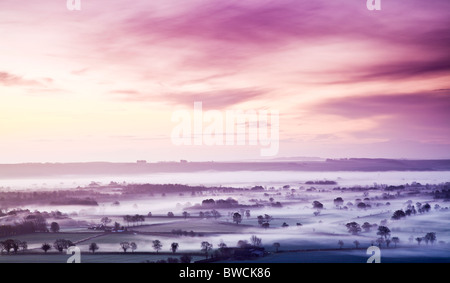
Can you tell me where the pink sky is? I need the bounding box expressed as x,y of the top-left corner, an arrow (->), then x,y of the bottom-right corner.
0,0 -> 449,163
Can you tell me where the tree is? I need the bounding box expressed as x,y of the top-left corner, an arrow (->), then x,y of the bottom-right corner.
338,240 -> 344,249
257,215 -> 264,226
385,239 -> 391,248
152,240 -> 162,253
334,197 -> 344,208
392,237 -> 400,248
233,212 -> 242,225
218,241 -> 227,251
346,222 -> 362,235
41,243 -> 51,253
50,222 -> 60,233
357,202 -> 367,210
1,239 -> 19,254
262,222 -> 270,229
312,201 -> 324,210
376,237 -> 384,247
201,241 -> 213,259
182,211 -> 189,219
120,242 -> 130,253
392,210 -> 406,220
123,215 -> 131,227
362,222 -> 372,232
53,239 -> 74,253
167,212 -> 175,218
424,232 -> 436,245
416,237 -> 423,245
273,242 -> 280,252
422,203 -> 431,213
377,226 -> 391,240
89,242 -> 99,253
171,242 -> 179,254
353,240 -> 360,248
250,235 -> 262,247
130,242 -> 137,252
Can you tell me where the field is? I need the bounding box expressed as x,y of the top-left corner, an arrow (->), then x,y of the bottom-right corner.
0,171 -> 450,263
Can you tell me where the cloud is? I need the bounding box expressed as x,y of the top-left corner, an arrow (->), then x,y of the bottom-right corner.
121,88 -> 269,109
0,71 -> 41,86
311,91 -> 450,142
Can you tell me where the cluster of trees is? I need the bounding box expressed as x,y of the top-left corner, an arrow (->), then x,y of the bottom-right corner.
41,239 -> 75,253
123,215 -> 145,226
414,232 -> 437,246
392,202 -> 432,220
0,239 -> 27,254
201,198 -> 239,208
171,229 -> 201,237
198,210 -> 221,219
257,214 -> 272,229
0,215 -> 49,237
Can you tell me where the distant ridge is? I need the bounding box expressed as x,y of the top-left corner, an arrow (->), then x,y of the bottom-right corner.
0,159 -> 450,179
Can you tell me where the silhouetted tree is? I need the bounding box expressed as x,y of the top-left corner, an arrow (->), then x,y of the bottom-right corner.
41,243 -> 51,253
120,242 -> 130,253
377,226 -> 391,239
338,240 -> 344,249
130,242 -> 137,252
334,197 -> 344,208
362,222 -> 372,232
312,201 -> 324,210
50,222 -> 60,233
171,242 -> 179,253
53,239 -> 74,253
250,235 -> 262,247
392,210 -> 406,220
233,212 -> 242,225
392,237 -> 400,248
201,241 -> 213,259
89,242 -> 99,253
353,240 -> 360,248
152,240 -> 162,253
346,222 -> 361,235
416,237 -> 423,245
424,232 -> 436,245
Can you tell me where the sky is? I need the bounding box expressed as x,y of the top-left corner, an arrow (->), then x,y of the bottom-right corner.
0,0 -> 449,163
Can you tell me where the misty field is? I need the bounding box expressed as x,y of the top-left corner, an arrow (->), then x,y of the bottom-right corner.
1,171 -> 450,263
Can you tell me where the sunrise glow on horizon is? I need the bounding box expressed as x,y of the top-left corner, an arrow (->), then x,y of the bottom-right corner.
0,0 -> 449,163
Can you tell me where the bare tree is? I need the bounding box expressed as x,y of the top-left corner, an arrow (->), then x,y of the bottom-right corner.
250,235 -> 262,247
